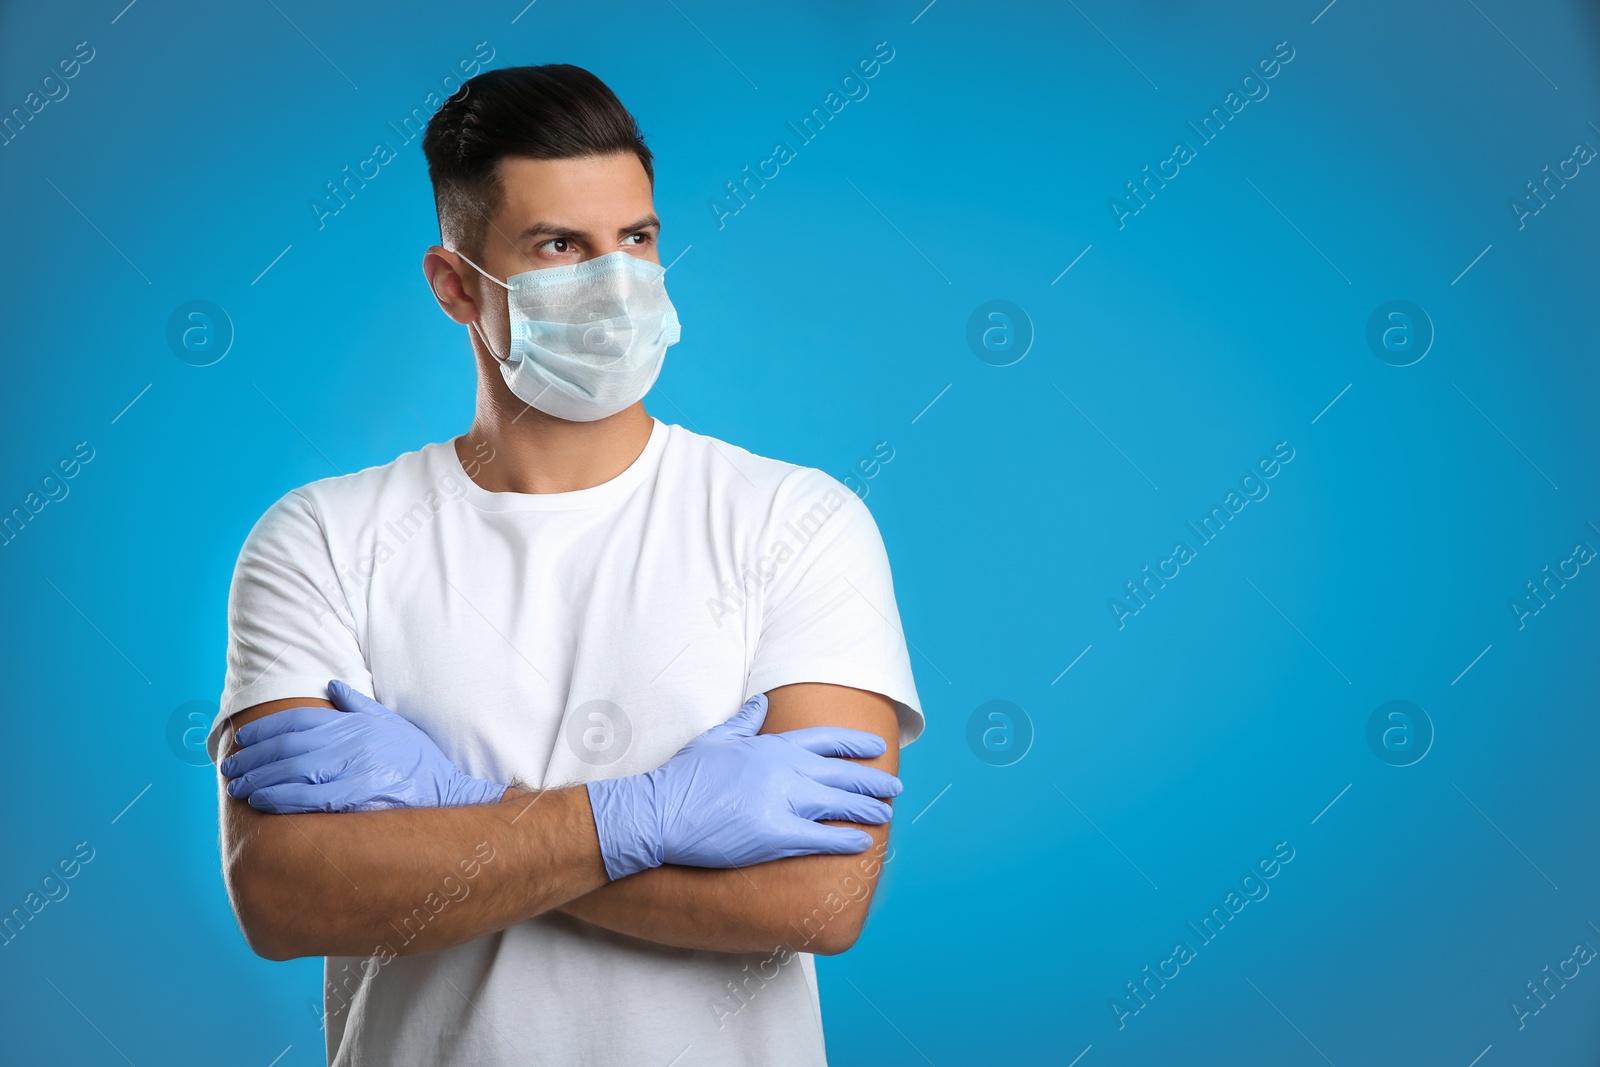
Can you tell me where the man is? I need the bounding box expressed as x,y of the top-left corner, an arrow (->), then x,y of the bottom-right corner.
209,63 -> 924,1066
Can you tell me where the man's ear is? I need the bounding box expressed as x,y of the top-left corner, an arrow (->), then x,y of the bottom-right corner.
424,247 -> 482,325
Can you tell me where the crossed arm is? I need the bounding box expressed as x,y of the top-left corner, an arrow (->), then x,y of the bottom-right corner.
219,682 -> 899,961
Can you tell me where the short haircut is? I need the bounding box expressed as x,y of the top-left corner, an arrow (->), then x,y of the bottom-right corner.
421,64 -> 654,260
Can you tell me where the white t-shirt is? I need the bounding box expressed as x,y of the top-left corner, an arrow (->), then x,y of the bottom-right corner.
210,416 -> 924,1067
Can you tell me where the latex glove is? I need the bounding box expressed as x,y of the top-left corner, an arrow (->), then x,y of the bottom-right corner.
585,693 -> 903,880
219,679 -> 507,814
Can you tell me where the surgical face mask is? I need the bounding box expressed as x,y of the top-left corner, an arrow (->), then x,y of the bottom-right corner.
453,249 -> 682,422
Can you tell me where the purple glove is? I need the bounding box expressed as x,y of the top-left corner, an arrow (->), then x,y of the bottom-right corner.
585,693 -> 903,880
219,679 -> 507,813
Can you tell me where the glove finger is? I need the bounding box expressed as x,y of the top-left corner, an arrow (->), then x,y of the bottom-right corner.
696,694 -> 768,743
771,818 -> 875,857
797,757 -> 904,799
228,747 -> 355,799
777,725 -> 888,759
221,722 -> 345,779
234,705 -> 344,747
790,781 -> 894,825
327,679 -> 389,718
248,780 -> 398,815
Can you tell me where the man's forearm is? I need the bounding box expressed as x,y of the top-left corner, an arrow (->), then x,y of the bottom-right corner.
555,826 -> 893,956
224,785 -> 607,960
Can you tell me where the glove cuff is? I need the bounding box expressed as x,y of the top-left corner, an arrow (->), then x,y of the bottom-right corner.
445,772 -> 509,808
586,774 -> 663,881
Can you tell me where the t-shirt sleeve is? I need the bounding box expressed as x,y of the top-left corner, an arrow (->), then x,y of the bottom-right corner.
208,488 -> 373,763
744,468 -> 925,748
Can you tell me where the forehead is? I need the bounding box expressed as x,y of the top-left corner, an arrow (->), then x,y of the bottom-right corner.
491,153 -> 653,230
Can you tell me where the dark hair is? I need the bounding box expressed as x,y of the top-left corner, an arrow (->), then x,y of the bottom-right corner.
422,64 -> 654,260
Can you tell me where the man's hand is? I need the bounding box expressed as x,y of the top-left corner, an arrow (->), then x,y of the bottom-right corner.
219,679 -> 508,813
554,682 -> 904,956
586,693 -> 902,879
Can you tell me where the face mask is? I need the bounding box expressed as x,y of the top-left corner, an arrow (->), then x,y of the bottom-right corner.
453,249 -> 682,422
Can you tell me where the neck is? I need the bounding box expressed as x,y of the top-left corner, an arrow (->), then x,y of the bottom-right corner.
456,371 -> 654,495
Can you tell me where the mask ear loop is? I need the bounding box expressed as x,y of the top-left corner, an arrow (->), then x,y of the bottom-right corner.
449,248 -> 515,366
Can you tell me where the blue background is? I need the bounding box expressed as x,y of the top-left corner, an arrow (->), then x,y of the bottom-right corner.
3,0 -> 1598,1064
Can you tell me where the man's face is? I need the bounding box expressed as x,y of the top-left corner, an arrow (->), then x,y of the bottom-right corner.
481,152 -> 660,278
437,151 -> 660,361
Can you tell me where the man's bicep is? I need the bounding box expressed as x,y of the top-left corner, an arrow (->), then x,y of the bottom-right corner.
218,697 -> 336,872
747,470 -> 925,749
211,488 -> 373,763
219,697 -> 335,761
757,682 -> 900,953
759,682 -> 899,785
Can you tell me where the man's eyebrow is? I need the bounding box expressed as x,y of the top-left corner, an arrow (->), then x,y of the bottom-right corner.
516,214 -> 661,241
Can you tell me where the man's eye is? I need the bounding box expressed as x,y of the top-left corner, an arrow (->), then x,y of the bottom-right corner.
626,232 -> 654,247
540,238 -> 573,255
